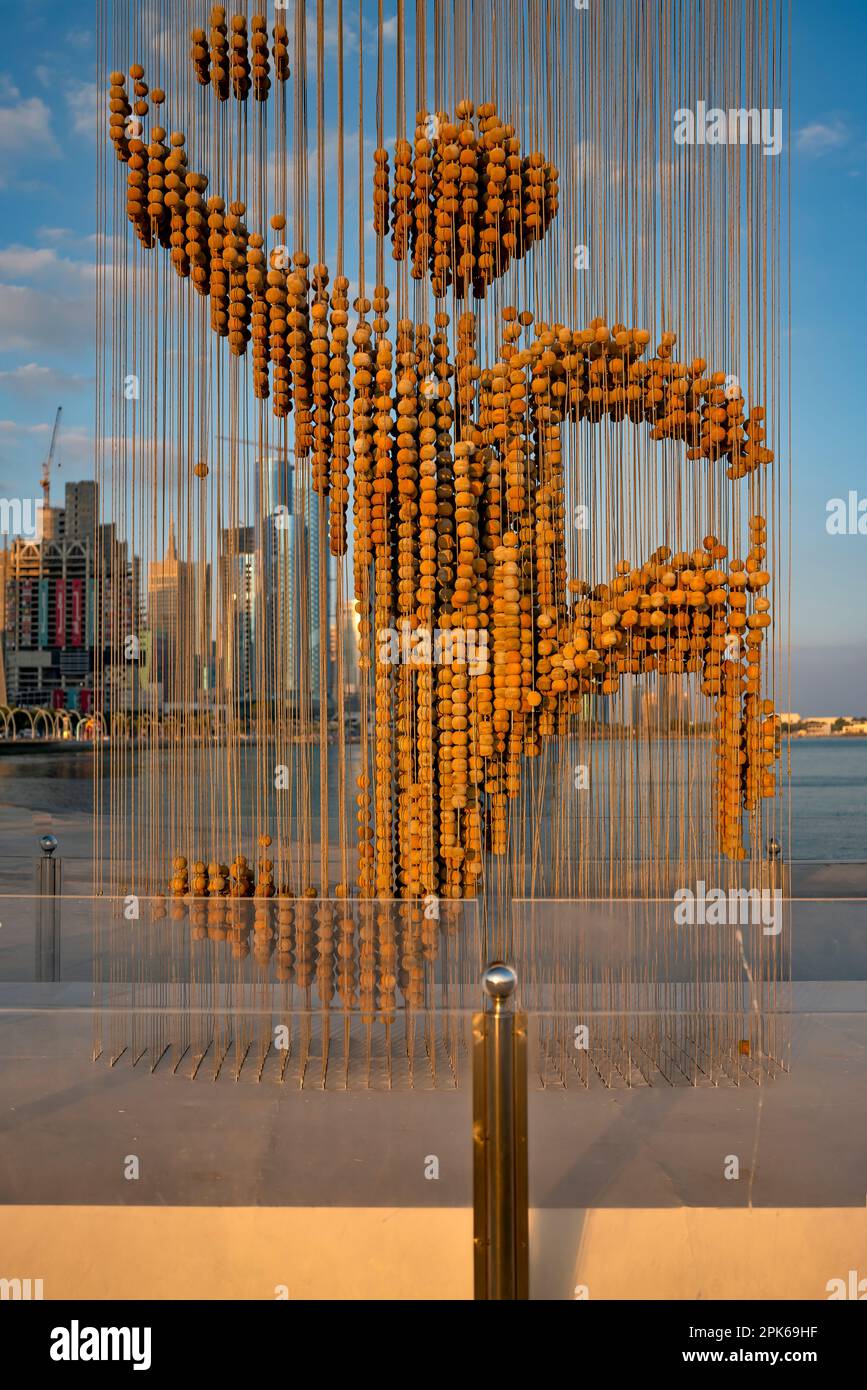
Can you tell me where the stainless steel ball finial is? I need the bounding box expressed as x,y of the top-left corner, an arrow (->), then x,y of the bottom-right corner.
482,962 -> 517,1010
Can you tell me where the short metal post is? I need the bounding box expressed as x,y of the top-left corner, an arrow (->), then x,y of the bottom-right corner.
763,836 -> 790,897
36,834 -> 60,982
762,839 -> 789,1066
473,962 -> 529,1300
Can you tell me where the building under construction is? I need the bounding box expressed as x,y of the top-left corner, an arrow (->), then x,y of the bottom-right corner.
2,480 -> 140,712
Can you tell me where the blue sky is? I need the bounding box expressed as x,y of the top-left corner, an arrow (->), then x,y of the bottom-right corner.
0,0 -> 864,714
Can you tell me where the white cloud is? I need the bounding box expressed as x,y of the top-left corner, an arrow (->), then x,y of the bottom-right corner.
0,362 -> 91,397
796,120 -> 850,156
0,244 -> 96,292
0,95 -> 56,183
0,284 -> 93,354
0,418 -> 96,473
0,419 -> 48,435
0,74 -> 21,102
0,422 -> 185,486
36,226 -> 73,242
358,10 -> 397,51
0,246 -> 64,276
64,80 -> 98,139
35,227 -> 121,258
573,135 -> 674,195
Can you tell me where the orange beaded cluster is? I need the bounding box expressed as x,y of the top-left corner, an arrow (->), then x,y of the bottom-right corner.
157,897 -> 450,1019
542,533 -> 778,863
374,101 -> 559,298
349,298 -> 779,892
106,65 -> 781,894
169,836 -> 277,899
106,75 -> 353,553
507,316 -> 772,479
190,8 -> 289,98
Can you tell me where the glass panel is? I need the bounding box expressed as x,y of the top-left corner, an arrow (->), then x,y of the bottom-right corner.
2,885 -> 865,1296
0,893 -> 479,1209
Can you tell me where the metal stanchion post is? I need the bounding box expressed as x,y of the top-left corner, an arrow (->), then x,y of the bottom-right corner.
473,962 -> 529,1300
764,837 -> 790,897
36,834 -> 60,983
761,837 -> 789,1068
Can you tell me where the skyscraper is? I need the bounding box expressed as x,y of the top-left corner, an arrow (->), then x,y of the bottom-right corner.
631,675 -> 692,732
258,456 -> 329,711
0,545 -> 9,706
1,479 -> 136,712
64,481 -> 97,543
217,525 -> 256,708
147,518 -> 211,708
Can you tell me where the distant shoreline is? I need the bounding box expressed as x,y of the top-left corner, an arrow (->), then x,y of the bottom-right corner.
786,732 -> 867,739
1,732 -> 867,758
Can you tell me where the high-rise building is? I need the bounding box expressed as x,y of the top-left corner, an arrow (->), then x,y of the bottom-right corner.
631,676 -> 692,731
36,503 -> 62,542
0,545 -> 9,706
0,545 -> 9,635
147,518 -> 211,708
2,481 -> 141,713
217,525 -> 257,707
4,505 -> 93,710
93,520 -> 142,712
96,521 -> 140,646
258,456 -> 330,711
339,603 -> 361,699
64,481 -> 97,543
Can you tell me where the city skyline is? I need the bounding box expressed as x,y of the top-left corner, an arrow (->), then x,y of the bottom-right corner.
6,467 -> 867,720
0,467 -> 337,715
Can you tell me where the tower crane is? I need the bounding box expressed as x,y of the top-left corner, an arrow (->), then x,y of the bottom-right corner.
41,406 -> 62,508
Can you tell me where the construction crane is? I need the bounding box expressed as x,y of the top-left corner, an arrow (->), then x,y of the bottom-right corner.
40,406 -> 62,508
